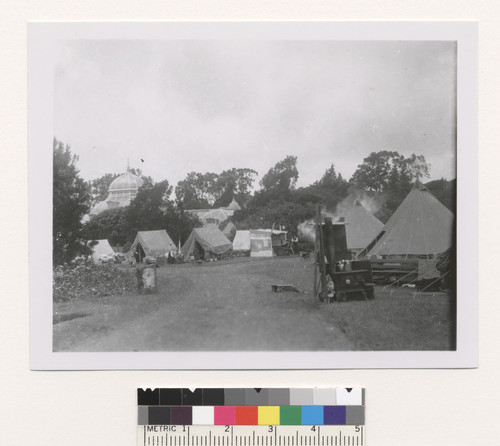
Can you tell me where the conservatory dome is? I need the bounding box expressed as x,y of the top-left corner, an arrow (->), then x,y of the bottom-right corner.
108,172 -> 144,200
90,170 -> 144,216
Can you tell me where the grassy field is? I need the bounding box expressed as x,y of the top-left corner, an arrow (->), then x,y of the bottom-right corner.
53,256 -> 454,351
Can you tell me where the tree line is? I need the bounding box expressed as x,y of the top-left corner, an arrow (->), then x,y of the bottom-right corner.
53,138 -> 454,265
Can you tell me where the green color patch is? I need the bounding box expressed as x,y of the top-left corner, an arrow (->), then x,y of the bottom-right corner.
280,406 -> 302,425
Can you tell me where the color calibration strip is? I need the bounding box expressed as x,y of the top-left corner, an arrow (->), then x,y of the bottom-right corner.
138,388 -> 364,426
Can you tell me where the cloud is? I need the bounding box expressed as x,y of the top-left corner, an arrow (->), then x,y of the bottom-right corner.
54,40 -> 456,187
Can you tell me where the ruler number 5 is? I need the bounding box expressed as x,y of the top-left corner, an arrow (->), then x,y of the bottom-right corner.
355,426 -> 360,432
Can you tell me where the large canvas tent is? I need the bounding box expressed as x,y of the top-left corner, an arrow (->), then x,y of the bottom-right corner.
181,226 -> 232,261
90,239 -> 115,263
129,229 -> 176,261
361,183 -> 454,258
342,202 -> 384,252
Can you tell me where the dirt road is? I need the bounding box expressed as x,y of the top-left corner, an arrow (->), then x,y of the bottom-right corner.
53,257 -> 355,351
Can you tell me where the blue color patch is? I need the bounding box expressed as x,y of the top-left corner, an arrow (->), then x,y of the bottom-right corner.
301,406 -> 324,425
324,406 -> 346,425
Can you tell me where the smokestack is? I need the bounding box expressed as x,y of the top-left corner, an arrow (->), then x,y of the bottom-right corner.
323,217 -> 336,266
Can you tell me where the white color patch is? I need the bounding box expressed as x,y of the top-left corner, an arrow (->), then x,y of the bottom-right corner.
192,406 -> 214,425
336,388 -> 362,405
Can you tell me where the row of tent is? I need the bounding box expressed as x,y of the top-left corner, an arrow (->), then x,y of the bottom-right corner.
91,227 -> 235,264
91,225 -> 288,264
91,182 -> 454,263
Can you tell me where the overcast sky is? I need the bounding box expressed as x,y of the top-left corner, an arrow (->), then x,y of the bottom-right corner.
54,39 -> 456,188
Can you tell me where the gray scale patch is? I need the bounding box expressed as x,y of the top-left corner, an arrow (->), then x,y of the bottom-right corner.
346,405 -> 365,425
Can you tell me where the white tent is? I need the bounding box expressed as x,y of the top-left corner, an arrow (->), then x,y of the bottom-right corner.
232,230 -> 251,251
90,239 -> 115,263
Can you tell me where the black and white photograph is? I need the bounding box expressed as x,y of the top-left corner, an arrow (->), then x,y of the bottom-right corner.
29,22 -> 477,369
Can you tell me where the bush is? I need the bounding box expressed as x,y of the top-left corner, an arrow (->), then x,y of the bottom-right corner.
53,262 -> 136,302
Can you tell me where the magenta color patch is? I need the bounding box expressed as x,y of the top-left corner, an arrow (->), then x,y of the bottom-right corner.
214,406 -> 236,425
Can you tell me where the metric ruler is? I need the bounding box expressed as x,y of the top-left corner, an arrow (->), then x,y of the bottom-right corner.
138,388 -> 365,446
138,425 -> 365,446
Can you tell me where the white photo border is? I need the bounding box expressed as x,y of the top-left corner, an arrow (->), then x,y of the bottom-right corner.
29,21 -> 478,370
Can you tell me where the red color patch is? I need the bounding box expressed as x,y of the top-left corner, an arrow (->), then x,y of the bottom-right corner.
235,406 -> 258,425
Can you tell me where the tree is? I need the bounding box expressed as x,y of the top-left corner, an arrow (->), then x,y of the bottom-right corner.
176,168 -> 258,209
175,172 -> 213,209
350,150 -> 432,218
260,155 -> 299,193
350,150 -> 431,193
88,173 -> 120,206
301,163 -> 350,209
213,168 -> 257,208
125,179 -> 201,246
350,151 -> 406,192
53,138 -> 91,265
405,153 -> 431,183
81,207 -> 129,247
126,180 -> 174,239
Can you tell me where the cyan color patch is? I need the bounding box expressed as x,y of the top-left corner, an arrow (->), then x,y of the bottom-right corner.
301,406 -> 324,425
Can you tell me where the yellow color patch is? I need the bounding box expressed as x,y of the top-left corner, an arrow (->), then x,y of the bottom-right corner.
258,406 -> 280,425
